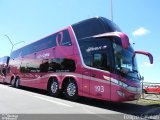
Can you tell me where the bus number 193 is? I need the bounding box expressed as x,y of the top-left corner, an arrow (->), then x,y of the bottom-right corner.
95,86 -> 104,92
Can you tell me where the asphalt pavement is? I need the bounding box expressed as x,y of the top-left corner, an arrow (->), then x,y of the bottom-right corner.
0,84 -> 159,120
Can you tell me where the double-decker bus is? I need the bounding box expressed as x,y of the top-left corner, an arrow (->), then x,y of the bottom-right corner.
0,56 -> 10,83
5,17 -> 153,102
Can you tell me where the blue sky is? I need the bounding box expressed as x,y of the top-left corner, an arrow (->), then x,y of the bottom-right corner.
0,0 -> 159,83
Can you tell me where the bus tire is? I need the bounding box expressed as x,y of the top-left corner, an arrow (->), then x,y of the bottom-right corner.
48,78 -> 60,97
64,79 -> 78,101
15,78 -> 20,88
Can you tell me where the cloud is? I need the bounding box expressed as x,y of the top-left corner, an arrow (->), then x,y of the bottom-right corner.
132,27 -> 150,37
143,62 -> 153,67
139,62 -> 154,69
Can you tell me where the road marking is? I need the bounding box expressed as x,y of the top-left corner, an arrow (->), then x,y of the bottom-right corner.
33,95 -> 73,108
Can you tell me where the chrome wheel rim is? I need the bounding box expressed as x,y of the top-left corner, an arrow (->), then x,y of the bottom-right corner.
51,81 -> 58,94
11,79 -> 14,86
15,79 -> 19,87
67,83 -> 76,96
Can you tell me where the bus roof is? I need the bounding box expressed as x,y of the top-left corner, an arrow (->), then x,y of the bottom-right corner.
72,16 -> 121,40
11,16 -> 123,59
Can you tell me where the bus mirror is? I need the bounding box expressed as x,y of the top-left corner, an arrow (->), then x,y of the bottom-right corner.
132,51 -> 153,65
93,32 -> 129,49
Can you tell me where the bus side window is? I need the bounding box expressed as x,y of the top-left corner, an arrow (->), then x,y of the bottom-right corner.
93,53 -> 102,68
57,30 -> 72,46
93,53 -> 110,71
40,59 -> 49,72
48,58 -> 76,72
2,64 -> 7,76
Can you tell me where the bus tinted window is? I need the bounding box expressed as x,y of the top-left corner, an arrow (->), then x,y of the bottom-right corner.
48,58 -> 76,72
72,18 -> 105,39
79,37 -> 113,71
11,29 -> 72,59
61,30 -> 72,46
11,49 -> 22,59
99,17 -> 121,32
32,35 -> 57,53
20,58 -> 41,73
72,17 -> 122,40
20,58 -> 76,73
0,56 -> 9,64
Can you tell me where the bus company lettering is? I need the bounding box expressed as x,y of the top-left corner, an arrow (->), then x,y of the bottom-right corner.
37,53 -> 50,59
56,31 -> 63,46
86,45 -> 107,52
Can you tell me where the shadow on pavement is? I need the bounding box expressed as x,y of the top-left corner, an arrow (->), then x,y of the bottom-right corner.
10,85 -> 160,116
77,98 -> 160,116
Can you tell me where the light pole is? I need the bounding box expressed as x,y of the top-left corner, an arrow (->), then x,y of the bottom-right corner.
110,0 -> 113,21
4,35 -> 25,56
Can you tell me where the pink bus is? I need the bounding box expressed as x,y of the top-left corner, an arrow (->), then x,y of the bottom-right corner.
0,56 -> 10,83
4,17 -> 153,102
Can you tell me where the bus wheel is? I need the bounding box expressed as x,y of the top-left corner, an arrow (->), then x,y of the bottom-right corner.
15,78 -> 20,88
64,79 -> 78,101
10,79 -> 15,87
48,78 -> 60,97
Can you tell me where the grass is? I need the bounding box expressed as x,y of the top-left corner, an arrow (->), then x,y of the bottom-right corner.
137,98 -> 160,105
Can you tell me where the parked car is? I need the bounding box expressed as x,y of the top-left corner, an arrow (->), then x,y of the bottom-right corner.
143,84 -> 160,94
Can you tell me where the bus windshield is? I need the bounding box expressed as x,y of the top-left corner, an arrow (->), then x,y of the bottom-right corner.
78,37 -> 113,72
113,43 -> 140,80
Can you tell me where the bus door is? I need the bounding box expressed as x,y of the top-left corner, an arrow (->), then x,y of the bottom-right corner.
80,37 -> 113,100
90,50 -> 112,100
82,67 -> 91,97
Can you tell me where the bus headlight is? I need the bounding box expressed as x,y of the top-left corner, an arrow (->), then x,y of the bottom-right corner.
118,81 -> 128,88
117,90 -> 125,97
111,79 -> 128,88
